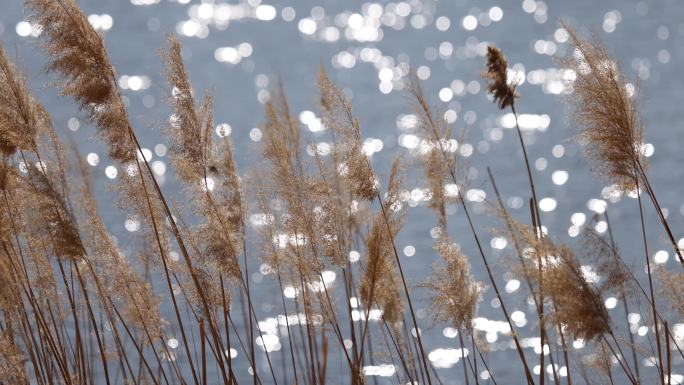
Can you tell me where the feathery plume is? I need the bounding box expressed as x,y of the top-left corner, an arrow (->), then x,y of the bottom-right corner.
164,36 -> 243,280
0,44 -> 85,261
0,44 -> 40,156
423,238 -> 482,330
406,74 -> 465,231
545,244 -> 611,341
0,237 -> 20,313
482,46 -> 518,109
75,156 -> 164,336
261,81 -> 328,279
580,225 -> 631,294
26,0 -> 137,163
583,340 -> 617,382
19,164 -> 84,261
494,211 -> 610,340
561,24 -> 645,191
0,331 -> 28,385
163,35 -> 210,182
360,157 -> 404,324
318,67 -> 377,201
656,268 -> 684,318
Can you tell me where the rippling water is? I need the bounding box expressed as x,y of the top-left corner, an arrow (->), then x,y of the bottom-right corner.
2,0 -> 684,383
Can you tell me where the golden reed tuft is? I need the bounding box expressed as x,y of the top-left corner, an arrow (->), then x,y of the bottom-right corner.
27,0 -> 138,163
0,2 -> 681,384
422,238 -> 482,331
561,24 -> 646,191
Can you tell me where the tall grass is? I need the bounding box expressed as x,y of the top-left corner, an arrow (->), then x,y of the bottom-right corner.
0,1 -> 683,384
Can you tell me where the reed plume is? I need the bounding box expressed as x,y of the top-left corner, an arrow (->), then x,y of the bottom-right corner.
482,46 -> 518,110
422,238 -> 482,331
19,163 -> 84,261
164,35 -> 212,183
261,83 -> 323,279
544,244 -> 611,341
563,24 -> 684,272
164,35 -> 243,281
580,225 -> 631,294
360,157 -> 405,325
561,25 -> 674,382
318,67 -> 377,201
75,160 -> 163,337
0,331 -> 27,385
495,212 -> 610,340
656,269 -> 684,318
406,73 -> 464,231
1,2 -> 681,383
0,42 -> 83,261
0,44 -> 39,155
26,0 -> 137,163
561,24 -> 645,191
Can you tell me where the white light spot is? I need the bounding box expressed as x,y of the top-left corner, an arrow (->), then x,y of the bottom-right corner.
489,7 -> 503,22
491,237 -> 507,250
16,21 -> 32,37
435,16 -> 450,31
250,128 -> 263,142
298,18 -> 317,35
654,250 -> 669,264
151,161 -> 166,176
105,166 -> 118,179
506,280 -> 521,293
363,364 -> 396,377
202,177 -> 215,192
86,153 -> 100,166
428,348 -> 464,369
571,213 -> 586,226
216,123 -> 232,137
378,67 -> 393,82
604,297 -> 618,309
552,170 -> 568,185
255,5 -> 277,21
125,216 -> 141,232
68,118 -> 80,131
462,15 -> 477,31
439,87 -> 453,102
466,189 -> 486,202
167,338 -> 179,349
539,198 -> 557,212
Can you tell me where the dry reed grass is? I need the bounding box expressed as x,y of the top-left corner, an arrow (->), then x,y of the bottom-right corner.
0,3 -> 682,385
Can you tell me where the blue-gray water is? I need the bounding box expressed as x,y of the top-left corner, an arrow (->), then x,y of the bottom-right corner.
2,0 -> 684,384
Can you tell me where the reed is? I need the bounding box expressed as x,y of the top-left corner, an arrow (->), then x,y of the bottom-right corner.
0,2 -> 682,385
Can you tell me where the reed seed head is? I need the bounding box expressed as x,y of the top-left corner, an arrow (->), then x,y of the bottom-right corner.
561,23 -> 646,191
423,238 -> 482,331
482,45 -> 518,110
26,0 -> 137,163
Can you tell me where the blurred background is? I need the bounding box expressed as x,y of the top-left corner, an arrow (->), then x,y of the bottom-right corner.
2,0 -> 684,383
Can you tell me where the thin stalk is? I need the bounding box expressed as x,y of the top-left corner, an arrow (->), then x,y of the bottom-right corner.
665,321 -> 671,385
473,333 -> 498,385
511,103 -> 546,385
602,335 -> 638,385
275,271 -> 300,385
200,320 -> 207,385
374,195 -> 433,385
604,211 -> 641,385
458,331 -> 471,385
634,173 -> 664,385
